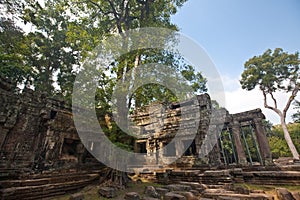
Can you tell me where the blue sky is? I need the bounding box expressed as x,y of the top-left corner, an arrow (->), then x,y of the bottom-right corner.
171,0 -> 300,124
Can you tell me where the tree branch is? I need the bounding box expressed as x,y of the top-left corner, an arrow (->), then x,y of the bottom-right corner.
283,83 -> 299,119
72,0 -> 113,15
262,90 -> 282,116
107,0 -> 123,34
269,91 -> 278,109
123,0 -> 131,30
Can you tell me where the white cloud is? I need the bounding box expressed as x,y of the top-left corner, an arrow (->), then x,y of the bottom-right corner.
219,75 -> 298,125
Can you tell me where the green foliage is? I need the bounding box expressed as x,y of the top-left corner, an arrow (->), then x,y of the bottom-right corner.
0,0 -> 38,18
181,65 -> 207,94
23,1 -> 80,98
0,18 -> 32,88
66,0 -> 206,108
240,48 -> 299,93
263,120 -> 274,137
292,100 -> 300,123
240,126 -> 261,163
268,136 -> 291,158
268,123 -> 300,158
219,130 -> 236,164
98,116 -> 134,152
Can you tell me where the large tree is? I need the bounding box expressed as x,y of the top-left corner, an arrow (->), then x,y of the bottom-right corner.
0,18 -> 32,88
240,48 -> 300,160
67,0 -> 208,111
0,0 -> 80,102
22,0 -> 80,98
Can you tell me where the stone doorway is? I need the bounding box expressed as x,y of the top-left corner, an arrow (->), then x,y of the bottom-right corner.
61,138 -> 80,162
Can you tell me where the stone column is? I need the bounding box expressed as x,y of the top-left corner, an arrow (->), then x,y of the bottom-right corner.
253,118 -> 272,165
175,139 -> 184,157
159,141 -> 164,158
211,125 -> 222,165
146,140 -> 150,156
232,121 -> 247,165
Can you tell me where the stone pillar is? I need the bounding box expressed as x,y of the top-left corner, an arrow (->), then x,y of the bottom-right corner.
134,142 -> 138,153
232,121 -> 247,165
159,141 -> 164,158
146,140 -> 150,156
175,139 -> 184,157
253,118 -> 272,165
211,125 -> 222,165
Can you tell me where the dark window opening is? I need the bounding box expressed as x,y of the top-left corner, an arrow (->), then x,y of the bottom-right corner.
183,140 -> 196,156
137,142 -> 147,153
50,110 -> 57,119
200,105 -> 207,110
170,103 -> 180,109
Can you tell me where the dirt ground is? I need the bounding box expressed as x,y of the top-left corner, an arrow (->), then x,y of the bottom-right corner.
53,182 -> 300,200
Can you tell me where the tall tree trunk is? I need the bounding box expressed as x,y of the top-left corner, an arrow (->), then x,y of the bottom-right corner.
280,116 -> 299,160
128,53 -> 141,109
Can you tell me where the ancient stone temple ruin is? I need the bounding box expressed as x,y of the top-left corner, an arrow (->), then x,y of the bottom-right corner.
0,75 -> 272,171
131,94 -> 272,168
2,76 -> 300,200
0,76 -> 100,172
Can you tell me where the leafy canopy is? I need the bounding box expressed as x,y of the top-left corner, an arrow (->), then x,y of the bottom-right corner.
240,48 -> 299,93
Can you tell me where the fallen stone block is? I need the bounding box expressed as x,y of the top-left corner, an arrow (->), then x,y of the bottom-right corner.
178,182 -> 202,189
124,192 -> 141,200
276,188 -> 295,200
251,190 -> 266,194
203,190 -> 273,200
189,189 -> 200,196
175,191 -> 198,200
144,186 -> 159,198
165,184 -> 192,191
203,188 -> 233,194
156,187 -> 169,197
224,184 -> 250,194
164,192 -> 186,200
249,193 -> 274,200
204,170 -> 230,177
98,187 -> 116,198
69,193 -> 84,200
292,191 -> 300,200
142,197 -> 160,200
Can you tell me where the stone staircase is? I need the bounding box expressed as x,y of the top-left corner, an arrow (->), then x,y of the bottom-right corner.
0,169 -> 101,200
241,170 -> 300,185
150,164 -> 300,189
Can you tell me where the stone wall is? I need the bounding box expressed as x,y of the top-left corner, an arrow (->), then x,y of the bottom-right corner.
0,75 -> 272,173
0,76 -> 99,172
131,94 -> 272,168
131,95 -> 213,167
